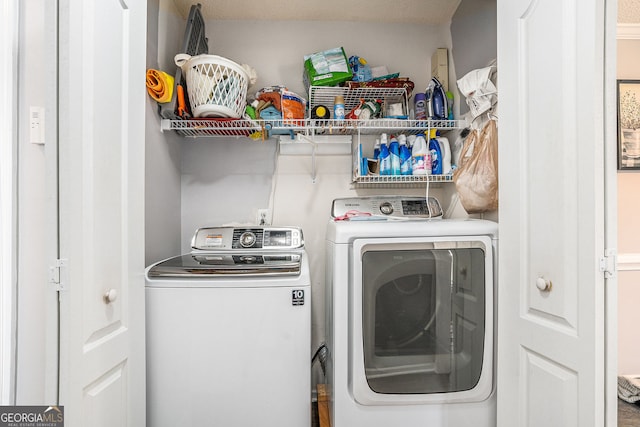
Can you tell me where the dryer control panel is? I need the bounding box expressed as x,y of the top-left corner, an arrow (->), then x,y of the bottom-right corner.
331,196 -> 443,219
191,226 -> 304,251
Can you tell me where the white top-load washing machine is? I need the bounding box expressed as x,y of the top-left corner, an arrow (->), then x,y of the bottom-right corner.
146,226 -> 310,427
325,196 -> 498,427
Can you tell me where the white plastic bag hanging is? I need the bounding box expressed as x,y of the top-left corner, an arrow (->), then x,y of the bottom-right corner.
457,65 -> 497,119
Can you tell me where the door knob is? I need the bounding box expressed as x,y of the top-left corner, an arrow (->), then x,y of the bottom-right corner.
536,277 -> 552,292
103,289 -> 118,304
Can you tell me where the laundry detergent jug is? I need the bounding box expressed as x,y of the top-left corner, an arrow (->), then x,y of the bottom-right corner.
436,136 -> 452,174
411,133 -> 430,175
428,129 -> 443,175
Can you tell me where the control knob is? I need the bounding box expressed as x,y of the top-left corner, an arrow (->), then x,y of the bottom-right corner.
239,231 -> 257,248
379,202 -> 394,215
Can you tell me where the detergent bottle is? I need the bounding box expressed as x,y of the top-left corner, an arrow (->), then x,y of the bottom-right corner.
446,91 -> 455,120
389,135 -> 401,175
411,133 -> 430,175
436,135 -> 452,174
429,128 -> 443,175
373,139 -> 381,160
398,135 -> 412,175
378,133 -> 391,175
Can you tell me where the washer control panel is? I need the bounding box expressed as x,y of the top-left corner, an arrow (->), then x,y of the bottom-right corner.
331,196 -> 443,219
191,226 -> 304,251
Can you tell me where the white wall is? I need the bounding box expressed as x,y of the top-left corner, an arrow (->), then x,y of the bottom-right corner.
14,0 -> 49,404
145,0 -> 183,266
450,0 -> 497,115
617,38 -> 640,375
0,0 -> 19,405
170,18 -> 461,373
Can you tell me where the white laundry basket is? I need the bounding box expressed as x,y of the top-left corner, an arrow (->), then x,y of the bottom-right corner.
175,53 -> 249,118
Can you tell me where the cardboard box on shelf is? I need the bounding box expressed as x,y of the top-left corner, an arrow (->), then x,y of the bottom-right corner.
431,48 -> 449,92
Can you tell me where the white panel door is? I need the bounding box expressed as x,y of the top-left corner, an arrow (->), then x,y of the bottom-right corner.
497,0 -> 610,426
57,0 -> 146,425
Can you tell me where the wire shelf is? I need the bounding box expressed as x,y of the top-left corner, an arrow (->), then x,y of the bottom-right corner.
353,173 -> 454,185
161,118 -> 465,137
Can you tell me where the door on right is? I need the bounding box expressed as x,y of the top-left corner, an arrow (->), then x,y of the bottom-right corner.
497,0 -> 613,426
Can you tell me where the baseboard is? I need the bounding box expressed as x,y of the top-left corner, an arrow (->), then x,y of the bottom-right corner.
618,23 -> 640,40
618,253 -> 640,271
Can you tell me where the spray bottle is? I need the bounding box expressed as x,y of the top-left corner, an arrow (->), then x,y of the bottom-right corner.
429,128 -> 443,175
334,95 -> 345,121
378,133 -> 391,175
389,135 -> 401,175
398,135 -> 412,175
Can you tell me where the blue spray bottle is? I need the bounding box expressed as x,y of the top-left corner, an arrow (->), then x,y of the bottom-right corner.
378,133 -> 391,175
398,135 -> 412,175
428,128 -> 443,175
389,135 -> 401,175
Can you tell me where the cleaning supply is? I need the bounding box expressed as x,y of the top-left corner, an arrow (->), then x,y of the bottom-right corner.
446,91 -> 455,120
414,93 -> 427,120
411,133 -> 430,175
373,139 -> 381,159
429,129 -> 443,174
407,134 -> 416,149
398,135 -> 412,175
389,135 -> 400,175
349,55 -> 373,82
436,135 -> 452,174
334,95 -> 345,120
378,134 -> 391,175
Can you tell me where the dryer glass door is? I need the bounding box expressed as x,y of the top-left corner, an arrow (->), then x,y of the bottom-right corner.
359,240 -> 488,396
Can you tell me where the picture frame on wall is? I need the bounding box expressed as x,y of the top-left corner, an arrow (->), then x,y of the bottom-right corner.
617,79 -> 640,170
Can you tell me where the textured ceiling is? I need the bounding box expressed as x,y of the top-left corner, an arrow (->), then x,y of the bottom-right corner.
172,0 -> 640,25
171,0 -> 462,24
619,0 -> 640,23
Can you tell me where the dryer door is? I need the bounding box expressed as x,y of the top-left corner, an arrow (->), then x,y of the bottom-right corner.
350,236 -> 494,405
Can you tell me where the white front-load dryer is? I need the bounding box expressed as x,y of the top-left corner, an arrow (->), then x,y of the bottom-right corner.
325,196 -> 498,427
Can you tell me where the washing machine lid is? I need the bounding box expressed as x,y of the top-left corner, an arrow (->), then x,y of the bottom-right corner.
146,251 -> 303,278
